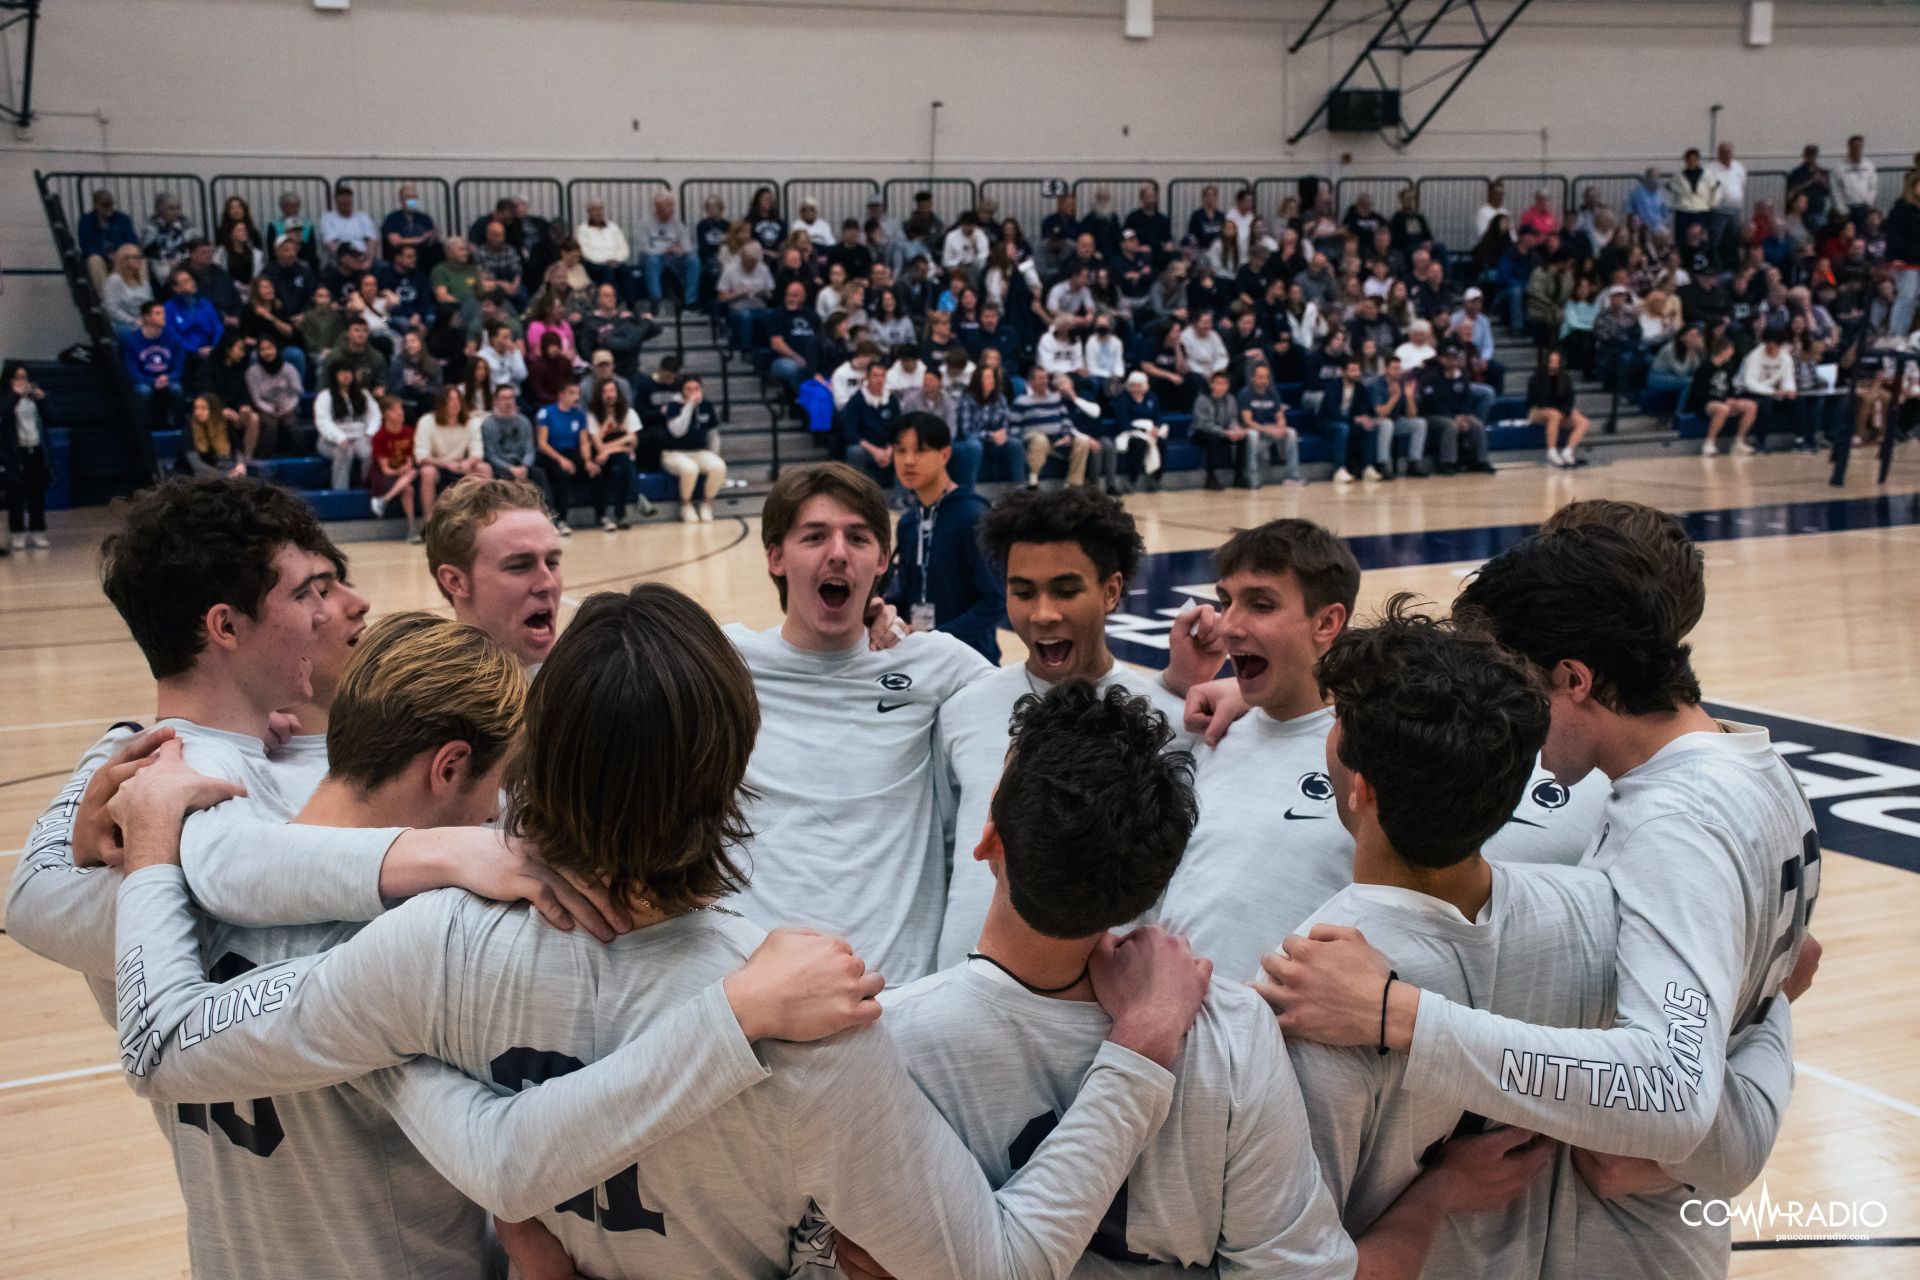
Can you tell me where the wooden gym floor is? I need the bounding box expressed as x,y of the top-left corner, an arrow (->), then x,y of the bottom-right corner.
2,450 -> 1917,1277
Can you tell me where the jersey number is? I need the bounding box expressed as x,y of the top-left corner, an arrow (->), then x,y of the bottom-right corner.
1010,1111 -> 1150,1263
1742,829 -> 1824,1032
489,1047 -> 666,1235
175,953 -> 285,1157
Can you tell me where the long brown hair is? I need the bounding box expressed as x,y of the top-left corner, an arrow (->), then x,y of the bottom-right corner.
505,585 -> 759,914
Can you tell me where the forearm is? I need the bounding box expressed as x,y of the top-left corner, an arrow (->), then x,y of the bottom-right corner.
1661,998 -> 1793,1195
1351,1171 -> 1450,1280
355,982 -> 769,1221
179,811 -> 400,925
4,739 -> 127,978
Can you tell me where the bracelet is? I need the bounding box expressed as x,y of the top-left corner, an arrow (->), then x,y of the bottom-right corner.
1378,969 -> 1400,1057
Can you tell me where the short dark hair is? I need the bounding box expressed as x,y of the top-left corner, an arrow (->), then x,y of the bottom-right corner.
1317,596 -> 1547,869
892,411 -> 951,450
1214,518 -> 1361,616
979,487 -> 1144,585
990,682 -> 1197,938
507,585 -> 757,916
1454,525 -> 1701,715
1540,499 -> 1705,636
760,463 -> 893,609
100,476 -> 339,679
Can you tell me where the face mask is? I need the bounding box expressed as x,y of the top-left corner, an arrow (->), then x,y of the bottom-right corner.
404,198 -> 421,211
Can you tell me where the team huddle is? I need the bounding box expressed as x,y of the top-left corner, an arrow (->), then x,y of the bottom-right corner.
6,464 -> 1821,1280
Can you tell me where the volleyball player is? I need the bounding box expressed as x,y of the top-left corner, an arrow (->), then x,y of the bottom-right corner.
933,488 -> 1197,967
857,681 -> 1356,1276
1153,518 -> 1362,980
423,475 -> 565,668
1264,526 -> 1819,1277
112,585 -> 1210,1280
723,463 -> 997,983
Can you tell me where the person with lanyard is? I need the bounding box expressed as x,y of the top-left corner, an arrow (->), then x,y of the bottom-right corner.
2,362 -> 52,551
885,413 -> 1002,662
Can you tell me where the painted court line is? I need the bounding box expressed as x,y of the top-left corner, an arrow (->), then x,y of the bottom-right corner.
0,716 -> 137,735
0,1064 -> 121,1093
1795,1062 -> 1920,1122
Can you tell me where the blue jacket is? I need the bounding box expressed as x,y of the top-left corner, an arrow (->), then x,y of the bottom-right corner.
887,486 -> 1003,662
164,294 -> 224,353
123,328 -> 186,392
840,391 -> 901,449
797,377 -> 836,434
1318,378 -> 1377,427
79,210 -> 139,261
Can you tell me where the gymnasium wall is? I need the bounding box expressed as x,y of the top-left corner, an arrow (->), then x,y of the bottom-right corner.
3,0 -> 1916,357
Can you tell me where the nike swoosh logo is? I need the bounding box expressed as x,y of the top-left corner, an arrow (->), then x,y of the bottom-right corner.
1507,817 -> 1544,828
876,701 -> 912,713
1282,808 -> 1327,820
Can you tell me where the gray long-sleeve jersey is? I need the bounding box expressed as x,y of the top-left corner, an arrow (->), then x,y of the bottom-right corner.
1153,705 -> 1356,981
10,723 -> 766,1280
934,661 -> 1191,969
115,875 -> 1177,1280
723,624 -> 994,984
1403,722 -> 1819,1165
1483,754 -> 1614,866
883,962 -> 1357,1277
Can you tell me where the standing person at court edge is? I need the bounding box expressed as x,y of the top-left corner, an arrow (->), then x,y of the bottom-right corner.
885,413 -> 1002,662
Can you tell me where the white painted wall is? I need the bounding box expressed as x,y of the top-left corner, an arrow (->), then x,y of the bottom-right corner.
3,0 -> 1915,355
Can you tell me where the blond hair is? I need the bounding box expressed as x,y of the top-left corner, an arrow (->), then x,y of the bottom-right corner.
423,476 -> 547,601
325,611 -> 528,791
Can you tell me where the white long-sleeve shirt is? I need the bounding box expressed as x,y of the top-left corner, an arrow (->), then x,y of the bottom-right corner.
1181,328 -> 1231,377
1736,344 -> 1796,397
1835,158 -> 1879,208
942,226 -> 990,271
573,220 -> 631,266
413,413 -> 484,463
313,390 -> 379,446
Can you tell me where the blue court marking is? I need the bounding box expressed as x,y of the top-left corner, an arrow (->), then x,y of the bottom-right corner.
1107,490 -> 1920,667
1104,492 -> 1920,873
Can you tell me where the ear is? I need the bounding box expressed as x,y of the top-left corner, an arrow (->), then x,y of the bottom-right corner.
435,563 -> 471,606
766,541 -> 788,585
203,602 -> 242,655
1347,769 -> 1377,819
972,820 -> 1005,867
1555,657 -> 1597,706
428,740 -> 474,794
1098,571 -> 1126,616
1312,601 -> 1350,649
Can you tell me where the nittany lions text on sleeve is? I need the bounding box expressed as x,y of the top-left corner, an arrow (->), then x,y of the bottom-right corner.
881,963 -> 1355,1277
1154,706 -> 1355,980
1404,723 -> 1819,1164
1290,866 -> 1618,1255
1484,755 -> 1612,866
723,624 -> 993,983
120,872 -> 1177,1280
935,662 -> 1191,969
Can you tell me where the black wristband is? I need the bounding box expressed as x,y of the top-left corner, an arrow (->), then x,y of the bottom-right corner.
1378,969 -> 1400,1057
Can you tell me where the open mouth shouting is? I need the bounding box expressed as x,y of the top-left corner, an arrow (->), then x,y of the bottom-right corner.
1032,638 -> 1074,674
817,576 -> 853,613
1229,650 -> 1271,684
521,606 -> 557,654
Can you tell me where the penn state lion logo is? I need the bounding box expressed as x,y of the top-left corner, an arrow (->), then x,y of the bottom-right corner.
1531,779 -> 1571,810
1299,772 -> 1334,802
877,672 -> 913,692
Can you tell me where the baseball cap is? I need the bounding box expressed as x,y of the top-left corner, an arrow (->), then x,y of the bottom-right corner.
1463,286 -> 1483,301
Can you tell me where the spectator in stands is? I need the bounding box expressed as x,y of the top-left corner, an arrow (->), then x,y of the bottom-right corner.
785,196 -> 828,248
383,183 -> 440,266
79,189 -> 139,294
239,335 -> 300,459
1042,191 -> 1081,246
1233,360 -> 1295,488
1667,149 -> 1720,252
901,365 -> 953,426
903,190 -> 944,257
1527,349 -> 1589,468
330,315 -> 391,392
881,343 -> 928,400
315,360 -> 378,489
1393,317 -> 1438,373
577,376 -> 641,530
184,238 -> 241,320
765,280 -> 824,399
123,301 -> 185,430
951,365 -> 1023,488
577,348 -> 631,407
1387,187 -> 1433,256
1081,187 -> 1122,258
217,221 -> 264,292
1083,318 -> 1126,401
477,389 -> 545,512
1526,254 -> 1571,354
1474,181 -> 1509,240
366,395 -> 424,537
563,199 -> 624,296
163,266 -> 224,381
268,192 -> 316,261
387,328 -> 445,418
525,331 -> 577,412
1787,145 -> 1833,224
102,243 -> 154,331
531,379 -> 589,530
1126,183 -> 1173,258
201,332 -> 258,448
1836,136 -> 1879,227
300,284 -> 343,372
377,243 -> 432,331
1036,314 -> 1087,379
1648,323 -> 1704,398
1690,333 -> 1758,455
661,373 -> 725,522
716,241 -> 774,350
183,392 -> 244,480
1518,189 -> 1559,240
1887,169 -> 1920,339
1315,358 -> 1371,486
475,218 -> 525,300
574,283 -> 646,377
1187,184 -> 1226,246
1180,310 -> 1231,385
1593,284 -> 1640,389
328,243 -> 376,308
0,364 -> 49,552
1369,356 -> 1427,479
476,322 -> 526,394
1110,371 -> 1166,493
941,210 -> 991,282
741,186 -> 783,253
1737,324 -> 1797,444
1705,141 -> 1747,253
265,234 -> 318,317
1422,347 -> 1493,474
321,184 -> 378,264
1626,167 -> 1671,234
1012,367 -> 1099,491
216,196 -> 260,252
423,236 -> 476,315
1188,369 -> 1242,490
415,385 -> 492,518
841,359 -> 902,491
142,192 -> 198,282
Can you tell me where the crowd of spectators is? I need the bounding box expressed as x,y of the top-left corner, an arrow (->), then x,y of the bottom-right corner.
67,139 -> 1920,522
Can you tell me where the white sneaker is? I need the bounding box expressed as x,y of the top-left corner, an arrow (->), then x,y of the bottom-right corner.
601,517 -> 617,532
699,502 -> 715,523
1281,477 -> 1305,488
8,534 -> 23,551
680,505 -> 699,523
1331,467 -> 1355,484
554,518 -> 572,537
368,495 -> 386,518
1700,441 -> 1719,457
1362,465 -> 1384,482
1734,440 -> 1757,457
28,533 -> 50,549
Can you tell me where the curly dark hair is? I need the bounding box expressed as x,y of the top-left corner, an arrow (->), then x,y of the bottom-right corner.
505,584 -> 759,916
978,487 -> 1145,585
1539,499 -> 1705,636
99,476 -> 340,679
989,681 -> 1197,938
1213,518 -> 1360,616
1454,524 -> 1701,715
1317,595 -> 1549,869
